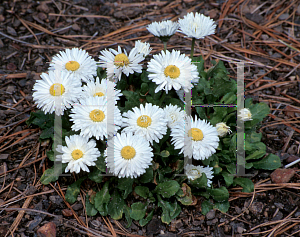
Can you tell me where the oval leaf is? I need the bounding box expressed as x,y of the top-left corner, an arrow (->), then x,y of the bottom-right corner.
154,180 -> 180,198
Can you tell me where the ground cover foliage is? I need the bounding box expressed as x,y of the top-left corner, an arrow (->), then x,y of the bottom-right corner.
26,42 -> 281,227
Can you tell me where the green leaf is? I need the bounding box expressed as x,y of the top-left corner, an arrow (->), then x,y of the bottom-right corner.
95,182 -> 110,216
139,209 -> 154,227
26,110 -> 54,129
65,177 -> 86,204
213,201 -> 230,213
226,163 -> 236,174
176,183 -> 193,205
154,180 -> 180,198
46,150 -> 55,162
189,173 -> 207,189
130,202 -> 147,221
252,154 -> 281,170
140,70 -> 149,82
245,149 -> 266,161
233,177 -> 254,193
95,155 -> 106,172
88,168 -> 103,183
221,92 -> 237,104
201,200 -> 213,215
135,186 -> 150,199
207,187 -> 229,202
122,91 -> 140,106
140,82 -> 149,96
209,107 -> 228,126
157,195 -> 181,224
250,101 -> 270,122
146,95 -> 155,104
192,55 -> 204,73
222,171 -> 234,186
196,77 -> 210,94
108,190 -> 125,220
123,205 -> 132,228
40,163 -> 67,185
139,167 -> 153,183
117,177 -> 134,199
40,127 -> 54,139
165,98 -> 184,108
246,131 -> 262,143
86,194 -> 98,216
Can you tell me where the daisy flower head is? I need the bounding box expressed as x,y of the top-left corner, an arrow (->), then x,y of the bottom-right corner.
122,103 -> 168,145
215,122 -> 232,137
185,164 -> 214,187
99,46 -> 144,81
134,40 -> 152,57
82,77 -> 122,103
171,116 -> 219,160
238,108 -> 252,121
147,20 -> 179,40
178,12 -> 216,39
49,48 -> 97,83
32,70 -> 82,115
56,135 -> 100,174
106,132 -> 153,178
164,104 -> 186,129
70,96 -> 123,140
147,50 -> 199,94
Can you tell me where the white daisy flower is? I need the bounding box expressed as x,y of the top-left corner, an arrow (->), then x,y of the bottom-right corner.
133,40 -> 152,57
147,20 -> 179,38
106,132 -> 153,178
122,103 -> 168,145
178,12 -> 216,39
56,135 -> 100,174
164,104 -> 186,129
99,46 -> 144,81
215,122 -> 232,137
147,50 -> 199,94
185,164 -> 214,187
49,48 -> 97,83
238,108 -> 252,121
70,96 -> 123,140
171,116 -> 219,160
82,77 -> 122,103
32,70 -> 81,115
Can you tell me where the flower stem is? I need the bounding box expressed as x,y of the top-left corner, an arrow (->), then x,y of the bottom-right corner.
163,41 -> 167,53
190,38 -> 195,59
158,90 -> 166,106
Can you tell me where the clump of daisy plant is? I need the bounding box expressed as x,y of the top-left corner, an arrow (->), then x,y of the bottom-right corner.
27,12 -> 280,227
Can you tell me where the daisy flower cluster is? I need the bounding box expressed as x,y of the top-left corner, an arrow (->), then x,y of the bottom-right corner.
31,12 -> 239,190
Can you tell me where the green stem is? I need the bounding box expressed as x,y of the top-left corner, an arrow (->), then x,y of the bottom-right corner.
158,90 -> 166,106
190,38 -> 195,59
163,41 -> 167,53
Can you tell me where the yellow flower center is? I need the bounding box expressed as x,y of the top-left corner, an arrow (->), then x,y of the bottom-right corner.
89,109 -> 105,122
188,128 -> 204,141
71,149 -> 83,160
137,115 -> 152,128
170,114 -> 177,123
114,53 -> 129,67
65,61 -> 80,71
164,65 -> 180,79
93,92 -> 105,97
49,83 -> 65,96
121,146 -> 136,160
191,168 -> 201,176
